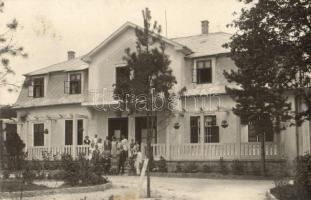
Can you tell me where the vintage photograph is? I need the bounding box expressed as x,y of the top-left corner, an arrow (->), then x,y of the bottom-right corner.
0,0 -> 310,199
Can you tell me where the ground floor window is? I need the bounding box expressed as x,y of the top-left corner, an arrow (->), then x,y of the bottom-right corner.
190,115 -> 219,143
204,115 -> 219,143
248,118 -> 274,142
65,120 -> 73,145
190,116 -> 200,143
33,123 -> 44,146
77,119 -> 83,145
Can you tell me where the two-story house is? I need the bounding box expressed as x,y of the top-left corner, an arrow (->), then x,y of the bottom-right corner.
9,21 -> 311,167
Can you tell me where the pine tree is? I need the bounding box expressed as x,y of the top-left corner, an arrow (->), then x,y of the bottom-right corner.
114,8 -> 176,197
0,1 -> 27,91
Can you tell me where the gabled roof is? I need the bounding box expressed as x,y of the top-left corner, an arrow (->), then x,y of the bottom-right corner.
171,32 -> 232,58
82,21 -> 192,61
25,57 -> 88,76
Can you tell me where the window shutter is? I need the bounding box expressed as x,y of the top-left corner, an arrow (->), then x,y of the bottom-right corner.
28,81 -> 34,97
64,81 -> 70,94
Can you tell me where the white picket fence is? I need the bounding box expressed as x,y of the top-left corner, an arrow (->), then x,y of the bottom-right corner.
26,142 -> 284,161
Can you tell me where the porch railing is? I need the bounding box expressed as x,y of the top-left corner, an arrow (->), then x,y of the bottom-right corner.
26,145 -> 90,160
151,142 -> 285,161
26,142 -> 284,161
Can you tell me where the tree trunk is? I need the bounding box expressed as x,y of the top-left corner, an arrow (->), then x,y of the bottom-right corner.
259,127 -> 266,176
0,120 -> 2,172
256,119 -> 266,176
146,112 -> 151,198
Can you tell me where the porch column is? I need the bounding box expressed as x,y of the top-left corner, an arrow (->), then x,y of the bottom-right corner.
128,115 -> 135,141
72,115 -> 77,158
236,116 -> 241,159
166,119 -> 170,160
200,114 -> 205,159
47,120 -> 52,148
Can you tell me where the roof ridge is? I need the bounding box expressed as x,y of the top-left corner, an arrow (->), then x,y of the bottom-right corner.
171,32 -> 232,40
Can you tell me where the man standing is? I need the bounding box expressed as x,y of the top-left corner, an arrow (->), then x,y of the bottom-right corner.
121,134 -> 129,159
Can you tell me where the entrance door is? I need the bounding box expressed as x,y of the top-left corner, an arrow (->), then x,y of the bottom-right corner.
108,118 -> 128,140
135,117 -> 157,144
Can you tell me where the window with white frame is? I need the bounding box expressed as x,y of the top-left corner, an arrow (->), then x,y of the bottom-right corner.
28,77 -> 44,98
192,59 -> 212,84
33,123 -> 44,146
64,73 -> 82,94
204,115 -> 219,143
190,116 -> 200,143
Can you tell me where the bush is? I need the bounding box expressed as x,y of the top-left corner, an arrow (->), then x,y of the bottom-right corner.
175,163 -> 182,173
183,162 -> 199,173
231,160 -> 244,175
152,156 -> 167,172
61,154 -> 80,186
22,167 -> 36,184
295,154 -> 311,199
61,154 -> 107,186
2,170 -> 10,179
219,158 -> 228,174
4,132 -> 25,170
201,164 -> 212,173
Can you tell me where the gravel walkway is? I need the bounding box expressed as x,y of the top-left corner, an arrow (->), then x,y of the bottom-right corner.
1,176 -> 274,200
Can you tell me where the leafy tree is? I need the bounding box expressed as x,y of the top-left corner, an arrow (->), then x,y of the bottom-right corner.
0,1 -> 27,91
223,0 -> 311,175
114,8 -> 176,197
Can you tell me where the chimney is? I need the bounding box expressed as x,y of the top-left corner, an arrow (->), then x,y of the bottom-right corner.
67,51 -> 75,60
201,20 -> 209,34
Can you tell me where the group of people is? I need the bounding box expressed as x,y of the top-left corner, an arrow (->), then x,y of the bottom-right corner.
83,134 -> 143,175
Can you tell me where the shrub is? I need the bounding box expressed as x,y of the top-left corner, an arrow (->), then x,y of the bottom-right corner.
219,158 -> 228,174
152,156 -> 168,172
295,154 -> 311,199
61,154 -> 80,186
202,164 -> 212,173
231,160 -> 244,175
2,170 -> 10,179
4,132 -> 25,170
175,163 -> 182,173
60,154 -> 107,186
22,167 -> 36,184
183,162 -> 199,173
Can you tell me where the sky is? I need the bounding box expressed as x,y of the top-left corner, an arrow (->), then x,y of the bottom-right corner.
0,0 -> 245,105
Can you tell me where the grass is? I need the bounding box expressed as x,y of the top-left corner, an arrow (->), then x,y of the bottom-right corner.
0,179 -> 49,193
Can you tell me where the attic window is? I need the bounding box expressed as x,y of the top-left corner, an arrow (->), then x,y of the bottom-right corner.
28,77 -> 44,98
64,73 -> 82,94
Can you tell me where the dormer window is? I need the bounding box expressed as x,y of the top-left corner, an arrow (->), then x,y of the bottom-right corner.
28,77 -> 44,98
65,73 -> 81,94
192,59 -> 212,84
